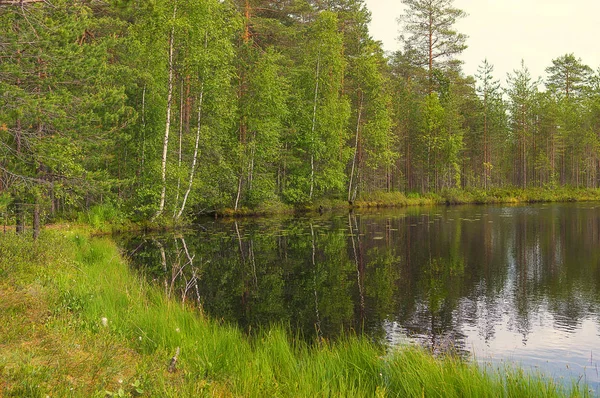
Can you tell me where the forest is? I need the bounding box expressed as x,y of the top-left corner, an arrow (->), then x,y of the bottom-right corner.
2,0 -> 600,221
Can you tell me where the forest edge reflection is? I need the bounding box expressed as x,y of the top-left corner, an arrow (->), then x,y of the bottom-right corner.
120,203 -> 600,388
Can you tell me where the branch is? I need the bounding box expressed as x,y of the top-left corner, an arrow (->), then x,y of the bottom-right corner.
0,164 -> 48,186
0,0 -> 45,5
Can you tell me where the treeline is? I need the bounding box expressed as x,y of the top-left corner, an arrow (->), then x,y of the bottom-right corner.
2,0 -> 600,220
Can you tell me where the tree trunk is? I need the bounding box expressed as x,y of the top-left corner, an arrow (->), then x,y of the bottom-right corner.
154,5 -> 177,220
234,176 -> 243,211
348,92 -> 363,203
177,81 -> 204,220
483,94 -> 488,190
248,134 -> 256,192
310,223 -> 323,344
309,54 -> 321,200
173,78 -> 185,217
140,84 -> 146,180
33,202 -> 40,240
15,201 -> 24,234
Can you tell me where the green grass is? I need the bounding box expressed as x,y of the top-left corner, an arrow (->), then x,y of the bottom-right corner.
0,229 -> 593,397
355,187 -> 600,209
204,188 -> 600,217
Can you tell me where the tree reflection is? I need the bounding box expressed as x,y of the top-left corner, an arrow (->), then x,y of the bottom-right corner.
120,204 -> 600,347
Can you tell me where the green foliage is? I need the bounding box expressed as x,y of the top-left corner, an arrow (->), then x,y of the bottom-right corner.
283,11 -> 350,203
1,0 -> 600,218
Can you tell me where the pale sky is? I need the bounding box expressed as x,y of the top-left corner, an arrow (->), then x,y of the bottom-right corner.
364,0 -> 600,86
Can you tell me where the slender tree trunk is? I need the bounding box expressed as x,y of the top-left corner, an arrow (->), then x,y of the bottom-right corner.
154,5 -> 177,220
248,134 -> 256,191
428,12 -> 433,94
15,201 -> 24,234
154,239 -> 168,296
177,80 -> 204,220
173,78 -> 185,217
243,0 -> 251,42
16,47 -> 22,154
406,138 -> 411,191
483,94 -> 488,190
234,176 -> 243,211
550,127 -> 555,185
234,0 -> 252,211
140,84 -> 147,181
310,223 -> 323,343
349,214 -> 365,323
33,201 -> 40,240
180,237 -> 195,304
348,92 -> 363,203
310,54 -> 321,200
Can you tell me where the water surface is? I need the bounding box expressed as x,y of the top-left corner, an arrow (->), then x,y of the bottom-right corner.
120,203 -> 600,391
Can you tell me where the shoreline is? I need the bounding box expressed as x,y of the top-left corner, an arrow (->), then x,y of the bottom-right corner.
0,227 -> 591,396
209,187 -> 600,218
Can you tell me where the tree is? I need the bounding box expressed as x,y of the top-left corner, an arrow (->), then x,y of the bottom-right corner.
546,54 -> 594,186
546,54 -> 592,101
586,69 -> 600,187
234,48 -> 289,209
397,0 -> 467,93
283,11 -> 350,203
506,60 -> 539,188
389,50 -> 427,191
347,41 -> 395,200
475,59 -> 504,189
0,0 -> 135,216
154,3 -> 178,220
129,0 -> 238,218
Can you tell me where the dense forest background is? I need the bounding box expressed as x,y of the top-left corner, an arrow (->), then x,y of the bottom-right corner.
2,0 -> 600,221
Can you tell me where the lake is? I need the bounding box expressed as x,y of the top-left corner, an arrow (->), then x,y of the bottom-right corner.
120,203 -> 600,391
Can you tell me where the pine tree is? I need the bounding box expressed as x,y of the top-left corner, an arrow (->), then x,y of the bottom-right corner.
397,0 -> 467,93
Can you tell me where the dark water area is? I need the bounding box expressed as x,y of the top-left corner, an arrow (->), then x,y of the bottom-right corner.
119,203 -> 600,391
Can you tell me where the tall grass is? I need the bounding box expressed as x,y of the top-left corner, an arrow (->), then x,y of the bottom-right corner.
78,203 -> 127,230
355,187 -> 600,209
0,230 -> 592,397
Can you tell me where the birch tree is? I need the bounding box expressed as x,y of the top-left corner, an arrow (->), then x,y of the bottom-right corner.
284,11 -> 350,203
154,4 -> 177,219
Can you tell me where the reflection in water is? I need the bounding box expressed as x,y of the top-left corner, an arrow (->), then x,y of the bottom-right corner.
120,203 -> 600,390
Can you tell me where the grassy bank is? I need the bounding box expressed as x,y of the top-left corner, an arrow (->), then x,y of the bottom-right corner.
354,187 -> 600,208
0,230 -> 591,397
213,187 -> 600,217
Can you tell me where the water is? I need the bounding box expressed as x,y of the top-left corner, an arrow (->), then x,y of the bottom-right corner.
120,203 -> 600,391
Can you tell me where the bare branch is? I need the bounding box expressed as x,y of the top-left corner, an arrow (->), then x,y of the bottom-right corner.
0,0 -> 45,5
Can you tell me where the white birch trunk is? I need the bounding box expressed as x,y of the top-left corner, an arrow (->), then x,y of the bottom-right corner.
309,54 -> 321,200
154,5 -> 176,220
176,82 -> 204,220
348,93 -> 363,202
140,84 -> 146,178
234,176 -> 243,211
173,79 -> 184,217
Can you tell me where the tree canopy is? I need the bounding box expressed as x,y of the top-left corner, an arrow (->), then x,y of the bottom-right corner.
1,0 -> 600,221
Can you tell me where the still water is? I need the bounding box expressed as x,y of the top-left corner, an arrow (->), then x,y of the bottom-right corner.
120,203 -> 600,390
